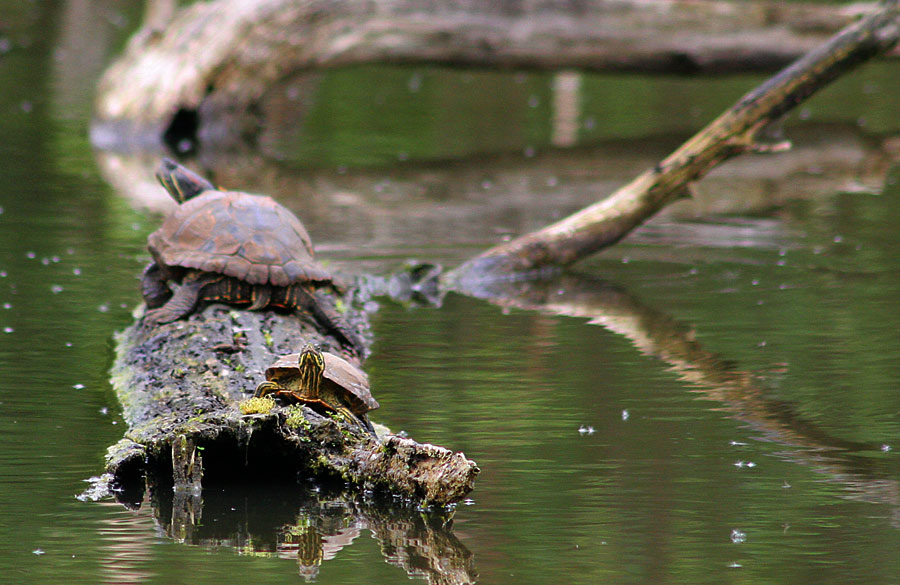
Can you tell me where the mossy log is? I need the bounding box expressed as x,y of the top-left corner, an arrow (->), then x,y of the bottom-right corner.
94,302 -> 478,507
92,0 -> 894,147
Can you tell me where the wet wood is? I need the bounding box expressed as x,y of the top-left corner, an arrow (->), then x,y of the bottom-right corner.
93,0 -> 894,145
446,1 -> 900,288
92,304 -> 478,507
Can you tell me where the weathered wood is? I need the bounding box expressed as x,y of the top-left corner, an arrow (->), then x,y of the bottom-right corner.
88,303 -> 478,507
92,0 -> 893,146
445,1 -> 900,288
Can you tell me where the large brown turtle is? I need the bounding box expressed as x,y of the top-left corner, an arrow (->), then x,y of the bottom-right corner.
142,159 -> 362,353
255,343 -> 379,435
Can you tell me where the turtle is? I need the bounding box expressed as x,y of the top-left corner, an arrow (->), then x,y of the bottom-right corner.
142,159 -> 362,354
254,343 -> 379,436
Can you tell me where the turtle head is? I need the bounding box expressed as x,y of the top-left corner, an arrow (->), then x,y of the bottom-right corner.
298,343 -> 325,397
155,158 -> 216,203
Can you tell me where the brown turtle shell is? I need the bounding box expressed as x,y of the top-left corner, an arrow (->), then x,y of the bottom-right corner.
265,351 -> 379,415
148,190 -> 332,287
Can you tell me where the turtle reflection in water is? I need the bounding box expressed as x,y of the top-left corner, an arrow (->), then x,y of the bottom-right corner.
142,159 -> 362,354
255,343 -> 379,436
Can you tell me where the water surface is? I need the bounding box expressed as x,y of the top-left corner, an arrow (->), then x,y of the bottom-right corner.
1,3 -> 900,584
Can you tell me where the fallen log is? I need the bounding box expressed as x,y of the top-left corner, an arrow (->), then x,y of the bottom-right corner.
445,1 -> 900,288
92,0 -> 893,147
86,294 -> 478,508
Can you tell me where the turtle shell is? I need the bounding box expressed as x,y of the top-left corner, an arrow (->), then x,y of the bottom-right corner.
265,351 -> 379,415
148,190 -> 332,287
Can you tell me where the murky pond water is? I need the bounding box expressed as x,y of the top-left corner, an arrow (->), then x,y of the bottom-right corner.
2,3 -> 900,584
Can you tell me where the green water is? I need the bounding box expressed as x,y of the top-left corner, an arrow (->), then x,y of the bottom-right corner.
2,2 -> 900,584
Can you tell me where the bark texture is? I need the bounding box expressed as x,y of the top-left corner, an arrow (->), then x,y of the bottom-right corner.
92,0 -> 891,146
446,1 -> 900,288
92,303 -> 478,507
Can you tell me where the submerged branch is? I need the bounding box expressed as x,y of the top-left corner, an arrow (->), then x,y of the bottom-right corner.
446,1 -> 900,288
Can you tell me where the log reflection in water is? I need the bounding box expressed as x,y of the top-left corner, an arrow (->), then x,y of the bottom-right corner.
465,271 -> 900,516
117,484 -> 478,584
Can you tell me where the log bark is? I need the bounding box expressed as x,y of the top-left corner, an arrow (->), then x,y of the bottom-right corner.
92,0 -> 893,147
86,302 -> 478,508
445,1 -> 900,288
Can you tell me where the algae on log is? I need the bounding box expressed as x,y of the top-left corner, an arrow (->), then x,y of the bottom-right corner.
97,303 -> 478,507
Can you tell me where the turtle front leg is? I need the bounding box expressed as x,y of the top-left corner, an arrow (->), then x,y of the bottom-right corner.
143,271 -> 219,325
141,262 -> 172,309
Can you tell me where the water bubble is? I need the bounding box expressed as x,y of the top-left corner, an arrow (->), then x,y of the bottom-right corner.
51,285 -> 63,294
584,116 -> 596,130
51,256 -> 60,263
73,268 -> 81,276
26,251 -> 36,259
0,271 -> 5,277
881,444 -> 892,452
546,176 -> 558,187
41,257 -> 50,265
73,383 -> 85,390
833,235 -> 843,243
32,548 -> 45,556
527,95 -> 540,108
99,407 -> 108,415
621,409 -> 629,421
463,498 -> 475,506
523,146 -> 536,158
21,101 -> 33,113
2,303 -> 10,310
578,425 -> 595,435
730,529 -> 746,544
65,342 -> 73,347
98,304 -> 109,313
407,73 -> 422,92
3,327 -> 13,333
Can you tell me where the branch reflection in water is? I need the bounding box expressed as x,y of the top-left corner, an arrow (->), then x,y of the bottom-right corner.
97,484 -> 476,583
465,271 -> 900,522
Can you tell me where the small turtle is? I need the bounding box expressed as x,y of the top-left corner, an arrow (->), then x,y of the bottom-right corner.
255,343 -> 379,435
142,159 -> 362,353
